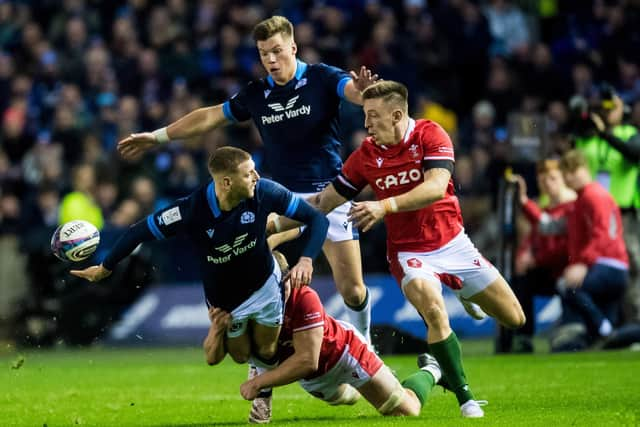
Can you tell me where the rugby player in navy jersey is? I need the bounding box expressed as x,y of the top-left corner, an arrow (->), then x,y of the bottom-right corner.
70,147 -> 328,366
118,16 -> 377,345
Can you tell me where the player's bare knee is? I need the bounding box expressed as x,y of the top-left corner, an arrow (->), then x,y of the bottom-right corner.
228,347 -> 250,364
336,279 -> 366,307
510,308 -> 527,329
256,343 -> 278,361
205,353 -> 224,366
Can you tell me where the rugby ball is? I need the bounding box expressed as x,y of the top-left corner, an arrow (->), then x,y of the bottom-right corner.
51,220 -> 100,262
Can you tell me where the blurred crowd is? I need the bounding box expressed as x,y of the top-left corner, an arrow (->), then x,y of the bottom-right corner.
1,0 -> 639,348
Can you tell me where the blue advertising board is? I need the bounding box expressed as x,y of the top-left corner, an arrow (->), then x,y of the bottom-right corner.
107,275 -> 560,345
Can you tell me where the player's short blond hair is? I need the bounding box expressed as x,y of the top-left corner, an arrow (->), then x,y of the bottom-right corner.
362,81 -> 409,113
208,147 -> 251,176
252,16 -> 294,42
560,149 -> 588,172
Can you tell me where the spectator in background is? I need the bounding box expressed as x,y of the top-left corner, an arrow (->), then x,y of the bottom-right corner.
573,93 -> 640,325
59,162 -> 103,229
509,160 -> 576,352
129,175 -> 158,216
558,150 -> 628,346
484,0 -> 531,59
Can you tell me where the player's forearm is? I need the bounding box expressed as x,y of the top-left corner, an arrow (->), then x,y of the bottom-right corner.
165,105 -> 225,141
203,328 -> 225,365
254,353 -> 318,390
102,220 -> 154,270
388,180 -> 447,212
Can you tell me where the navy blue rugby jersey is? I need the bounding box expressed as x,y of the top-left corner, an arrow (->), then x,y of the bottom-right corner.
144,178 -> 324,311
222,60 -> 351,193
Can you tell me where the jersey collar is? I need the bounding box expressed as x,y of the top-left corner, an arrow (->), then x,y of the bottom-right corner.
403,118 -> 416,143
266,59 -> 308,88
376,118 -> 416,150
206,181 -> 222,218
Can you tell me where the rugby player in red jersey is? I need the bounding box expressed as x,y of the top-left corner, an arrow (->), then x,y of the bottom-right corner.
272,80 -> 526,417
235,252 -> 444,420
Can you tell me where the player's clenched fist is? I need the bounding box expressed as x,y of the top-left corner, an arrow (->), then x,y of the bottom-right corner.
240,378 -> 262,400
117,132 -> 158,160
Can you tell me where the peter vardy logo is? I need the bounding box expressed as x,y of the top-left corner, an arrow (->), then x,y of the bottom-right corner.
262,95 -> 311,124
240,211 -> 255,224
208,233 -> 257,264
268,95 -> 299,112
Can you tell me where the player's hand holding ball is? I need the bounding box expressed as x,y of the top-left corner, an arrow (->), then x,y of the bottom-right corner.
51,219 -> 100,262
51,219 -> 112,282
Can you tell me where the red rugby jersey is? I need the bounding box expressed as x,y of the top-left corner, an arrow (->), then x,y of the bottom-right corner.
337,119 -> 463,252
278,286 -> 349,379
520,199 -> 574,278
567,182 -> 628,268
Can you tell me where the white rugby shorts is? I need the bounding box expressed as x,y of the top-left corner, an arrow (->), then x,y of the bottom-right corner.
227,255 -> 283,338
299,321 -> 383,401
295,192 -> 358,242
389,230 -> 500,298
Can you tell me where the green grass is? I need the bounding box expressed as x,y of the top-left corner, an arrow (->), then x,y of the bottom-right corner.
1,344 -> 639,426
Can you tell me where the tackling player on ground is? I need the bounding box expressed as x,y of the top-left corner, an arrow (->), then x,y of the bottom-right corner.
275,80 -> 526,418
205,251 -> 447,422
118,16 -> 376,344
71,147 -> 328,367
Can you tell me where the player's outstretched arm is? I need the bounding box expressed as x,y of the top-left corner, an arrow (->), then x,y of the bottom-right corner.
118,104 -> 228,160
344,66 -> 380,105
267,184 -> 347,236
71,220 -> 155,282
239,325 -> 323,400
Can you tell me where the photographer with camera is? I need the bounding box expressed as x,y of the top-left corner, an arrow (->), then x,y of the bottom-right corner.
569,85 -> 640,326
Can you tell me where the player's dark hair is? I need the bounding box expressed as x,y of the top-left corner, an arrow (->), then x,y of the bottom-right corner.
208,147 -> 251,176
252,16 -> 294,42
362,81 -> 409,112
560,149 -> 588,172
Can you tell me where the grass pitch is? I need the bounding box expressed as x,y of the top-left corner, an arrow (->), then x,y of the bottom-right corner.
1,343 -> 639,426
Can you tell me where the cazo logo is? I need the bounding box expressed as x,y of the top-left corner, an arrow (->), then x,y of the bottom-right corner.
262,95 -> 311,124
375,168 -> 422,190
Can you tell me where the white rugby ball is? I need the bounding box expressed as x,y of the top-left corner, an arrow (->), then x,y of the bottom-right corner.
51,220 -> 100,262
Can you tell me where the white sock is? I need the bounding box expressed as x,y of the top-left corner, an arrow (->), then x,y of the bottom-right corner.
599,318 -> 613,337
345,287 -> 371,343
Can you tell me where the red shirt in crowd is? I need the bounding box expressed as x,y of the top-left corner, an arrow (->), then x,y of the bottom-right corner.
567,182 -> 628,268
520,199 -> 575,278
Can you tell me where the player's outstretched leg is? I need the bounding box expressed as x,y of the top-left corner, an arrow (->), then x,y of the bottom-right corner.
323,239 -> 372,342
467,275 -> 526,329
417,353 -> 487,417
403,278 -> 483,417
